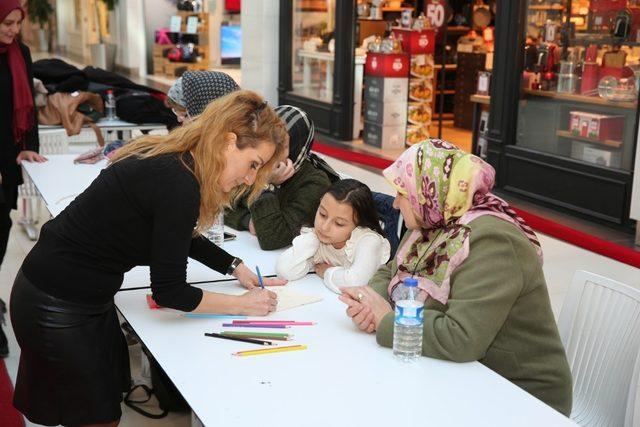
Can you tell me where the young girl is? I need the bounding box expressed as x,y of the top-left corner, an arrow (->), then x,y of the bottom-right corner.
276,179 -> 390,293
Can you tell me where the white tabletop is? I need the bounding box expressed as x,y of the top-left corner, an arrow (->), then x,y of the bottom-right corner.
115,274 -> 576,427
21,154 -> 106,217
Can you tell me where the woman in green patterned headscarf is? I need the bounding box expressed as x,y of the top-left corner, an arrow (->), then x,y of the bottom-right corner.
339,139 -> 572,416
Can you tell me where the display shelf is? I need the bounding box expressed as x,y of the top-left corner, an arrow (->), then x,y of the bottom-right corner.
523,89 -> 637,110
556,130 -> 623,149
471,94 -> 490,105
528,4 -> 565,10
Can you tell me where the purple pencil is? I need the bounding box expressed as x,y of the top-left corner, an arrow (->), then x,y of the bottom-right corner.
222,323 -> 290,329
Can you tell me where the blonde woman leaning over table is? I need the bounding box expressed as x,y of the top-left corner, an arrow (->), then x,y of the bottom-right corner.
340,139 -> 573,417
10,90 -> 288,427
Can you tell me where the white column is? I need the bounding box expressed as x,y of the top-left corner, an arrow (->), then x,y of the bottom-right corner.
241,0 -> 280,104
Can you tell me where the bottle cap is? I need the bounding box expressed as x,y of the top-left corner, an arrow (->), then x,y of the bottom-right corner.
404,278 -> 418,287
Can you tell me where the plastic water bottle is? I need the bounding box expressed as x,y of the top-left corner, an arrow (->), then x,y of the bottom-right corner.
105,89 -> 118,120
393,278 -> 424,362
205,211 -> 224,247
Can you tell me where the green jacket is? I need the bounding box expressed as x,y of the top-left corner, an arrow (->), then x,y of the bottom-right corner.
370,215 -> 573,416
225,159 -> 332,250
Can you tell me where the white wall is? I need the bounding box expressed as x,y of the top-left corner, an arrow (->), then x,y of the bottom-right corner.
241,0 -> 280,104
115,0 -> 147,76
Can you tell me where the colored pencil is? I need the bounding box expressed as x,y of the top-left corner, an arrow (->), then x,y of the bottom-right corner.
183,313 -> 247,319
232,320 -> 315,326
222,323 -> 289,329
204,332 -> 274,346
256,266 -> 265,289
232,344 -> 307,357
220,331 -> 292,341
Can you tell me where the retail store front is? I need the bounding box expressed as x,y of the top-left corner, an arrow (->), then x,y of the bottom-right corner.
278,0 -> 497,160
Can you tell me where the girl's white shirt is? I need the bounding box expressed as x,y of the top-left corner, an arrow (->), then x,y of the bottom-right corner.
276,226 -> 391,293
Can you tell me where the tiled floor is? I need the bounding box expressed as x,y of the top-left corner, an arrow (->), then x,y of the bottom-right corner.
1,157 -> 638,426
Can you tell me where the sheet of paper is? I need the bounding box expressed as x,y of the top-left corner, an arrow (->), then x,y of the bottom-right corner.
203,283 -> 323,312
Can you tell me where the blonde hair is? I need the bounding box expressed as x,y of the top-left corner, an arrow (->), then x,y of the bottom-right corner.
109,90 -> 288,233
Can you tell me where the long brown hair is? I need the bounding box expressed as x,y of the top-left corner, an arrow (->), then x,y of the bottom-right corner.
109,90 -> 288,232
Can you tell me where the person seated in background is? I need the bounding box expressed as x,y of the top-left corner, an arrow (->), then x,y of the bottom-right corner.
339,139 -> 573,416
276,179 -> 390,293
225,105 -> 340,250
166,70 -> 240,123
165,75 -> 187,123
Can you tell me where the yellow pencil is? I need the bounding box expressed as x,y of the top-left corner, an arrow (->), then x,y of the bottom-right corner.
232,345 -> 307,357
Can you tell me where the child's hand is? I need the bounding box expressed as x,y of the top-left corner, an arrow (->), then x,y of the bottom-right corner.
269,159 -> 295,185
314,262 -> 332,278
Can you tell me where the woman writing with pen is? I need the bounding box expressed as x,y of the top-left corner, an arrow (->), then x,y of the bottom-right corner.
10,91 -> 288,427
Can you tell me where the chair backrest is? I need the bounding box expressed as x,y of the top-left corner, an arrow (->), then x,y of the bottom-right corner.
558,270 -> 640,427
371,192 -> 403,258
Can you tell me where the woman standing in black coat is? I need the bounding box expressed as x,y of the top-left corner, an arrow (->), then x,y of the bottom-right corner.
0,0 -> 47,358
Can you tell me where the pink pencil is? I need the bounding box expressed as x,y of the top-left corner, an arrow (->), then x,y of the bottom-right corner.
222,323 -> 289,329
232,320 -> 316,326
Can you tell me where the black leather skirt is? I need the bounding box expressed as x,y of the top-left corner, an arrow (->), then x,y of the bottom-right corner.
10,270 -> 131,426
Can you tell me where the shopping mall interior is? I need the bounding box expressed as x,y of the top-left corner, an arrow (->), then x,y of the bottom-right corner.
1,1 -> 640,426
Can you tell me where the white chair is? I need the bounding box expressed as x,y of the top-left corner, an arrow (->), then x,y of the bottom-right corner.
558,270 -> 640,427
18,128 -> 70,240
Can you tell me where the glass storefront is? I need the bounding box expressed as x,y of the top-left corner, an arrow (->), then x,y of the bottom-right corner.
291,0 -> 337,102
517,0 -> 640,172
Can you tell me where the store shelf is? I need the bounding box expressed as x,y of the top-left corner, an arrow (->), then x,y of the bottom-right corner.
572,34 -> 640,47
470,94 -> 490,105
523,89 -> 637,110
382,7 -> 414,12
528,5 -> 565,10
556,130 -> 622,149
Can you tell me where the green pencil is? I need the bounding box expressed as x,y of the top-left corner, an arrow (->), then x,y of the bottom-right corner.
220,331 -> 292,341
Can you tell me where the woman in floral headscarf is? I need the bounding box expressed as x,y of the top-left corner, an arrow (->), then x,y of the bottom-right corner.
340,139 -> 572,416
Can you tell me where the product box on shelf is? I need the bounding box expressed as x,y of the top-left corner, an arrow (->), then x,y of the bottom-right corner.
570,140 -> 622,168
365,53 -> 410,78
391,28 -> 436,55
406,124 -> 430,146
410,54 -> 435,79
409,79 -> 433,103
569,111 -> 625,142
364,101 -> 408,126
363,121 -> 407,149
364,77 -> 409,102
407,102 -> 432,126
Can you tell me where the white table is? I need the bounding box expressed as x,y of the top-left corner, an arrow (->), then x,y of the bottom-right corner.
22,154 -> 107,217
115,274 -> 576,427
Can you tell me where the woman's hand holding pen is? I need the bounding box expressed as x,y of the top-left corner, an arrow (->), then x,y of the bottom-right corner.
237,288 -> 278,316
232,262 -> 287,289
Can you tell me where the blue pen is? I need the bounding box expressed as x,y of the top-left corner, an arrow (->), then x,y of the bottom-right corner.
256,266 -> 265,289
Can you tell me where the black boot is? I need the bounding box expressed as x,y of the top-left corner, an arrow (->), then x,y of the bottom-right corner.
0,298 -> 8,358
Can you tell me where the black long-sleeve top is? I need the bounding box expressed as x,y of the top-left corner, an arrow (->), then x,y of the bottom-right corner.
0,42 -> 39,208
21,153 -> 234,311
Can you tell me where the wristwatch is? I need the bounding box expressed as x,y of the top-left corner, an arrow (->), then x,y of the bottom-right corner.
227,257 -> 243,275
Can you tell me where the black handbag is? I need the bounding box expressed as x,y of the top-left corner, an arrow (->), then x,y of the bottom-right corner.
124,344 -> 189,418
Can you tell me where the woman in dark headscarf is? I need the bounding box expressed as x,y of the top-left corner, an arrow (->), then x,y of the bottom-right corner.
226,105 -> 340,250
0,0 -> 47,358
